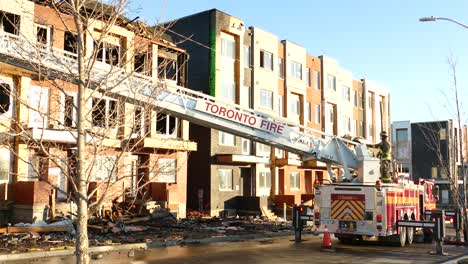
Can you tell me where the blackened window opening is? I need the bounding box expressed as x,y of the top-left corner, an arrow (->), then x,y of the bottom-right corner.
0,12 -> 20,35
134,51 -> 151,76
108,100 -> 118,128
158,57 -> 177,81
64,31 -> 77,54
92,98 -> 106,128
0,83 -> 10,114
64,94 -> 74,127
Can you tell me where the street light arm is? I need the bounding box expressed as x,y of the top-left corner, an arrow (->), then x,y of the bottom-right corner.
419,16 -> 468,29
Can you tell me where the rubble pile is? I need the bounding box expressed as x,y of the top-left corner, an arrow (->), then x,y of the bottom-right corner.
0,212 -> 293,254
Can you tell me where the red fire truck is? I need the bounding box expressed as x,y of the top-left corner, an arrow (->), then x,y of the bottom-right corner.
314,176 -> 437,246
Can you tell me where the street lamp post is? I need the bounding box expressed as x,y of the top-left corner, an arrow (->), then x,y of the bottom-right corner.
419,16 -> 468,29
419,15 -> 468,245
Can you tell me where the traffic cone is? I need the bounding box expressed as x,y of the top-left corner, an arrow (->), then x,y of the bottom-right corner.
320,225 -> 335,252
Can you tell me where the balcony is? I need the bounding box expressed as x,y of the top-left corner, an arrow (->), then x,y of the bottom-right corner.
128,137 -> 197,152
0,31 -> 177,92
215,154 -> 269,165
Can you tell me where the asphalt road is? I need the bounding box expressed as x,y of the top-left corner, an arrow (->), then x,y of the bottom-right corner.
11,230 -> 468,264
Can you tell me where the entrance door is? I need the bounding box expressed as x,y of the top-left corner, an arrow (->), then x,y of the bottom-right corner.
278,169 -> 285,195
241,167 -> 253,196
305,171 -> 313,194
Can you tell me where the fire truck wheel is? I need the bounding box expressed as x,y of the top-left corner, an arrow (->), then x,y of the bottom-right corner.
406,227 -> 414,245
399,226 -> 407,247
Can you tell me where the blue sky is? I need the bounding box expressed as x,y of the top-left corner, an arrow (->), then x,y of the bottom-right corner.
129,0 -> 468,123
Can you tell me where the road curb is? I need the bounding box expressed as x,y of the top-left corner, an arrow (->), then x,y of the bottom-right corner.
441,254 -> 468,264
0,243 -> 148,262
0,231 -> 297,262
147,230 -> 296,248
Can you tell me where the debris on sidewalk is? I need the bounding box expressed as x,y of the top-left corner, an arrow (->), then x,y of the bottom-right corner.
0,209 -> 294,255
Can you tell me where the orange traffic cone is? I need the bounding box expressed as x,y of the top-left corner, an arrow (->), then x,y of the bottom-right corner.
320,225 -> 335,252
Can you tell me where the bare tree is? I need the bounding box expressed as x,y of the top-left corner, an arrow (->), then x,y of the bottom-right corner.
421,55 -> 468,244
0,0 -> 190,263
446,56 -> 468,245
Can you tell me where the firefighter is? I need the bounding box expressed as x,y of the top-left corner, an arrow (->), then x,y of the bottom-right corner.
368,131 -> 392,183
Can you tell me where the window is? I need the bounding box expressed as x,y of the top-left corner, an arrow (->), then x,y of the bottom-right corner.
157,158 -> 176,183
396,129 -> 408,143
278,58 -> 284,78
260,50 -> 273,70
278,95 -> 283,117
431,167 -> 438,178
314,104 -> 321,124
439,128 -> 447,140
358,92 -> 364,108
314,70 -> 320,90
218,169 -> 233,191
36,24 -> 52,48
359,121 -> 364,137
441,189 -> 449,204
219,131 -> 235,146
92,98 -> 119,129
368,123 -> 373,137
134,50 -> 151,76
352,91 -> 357,107
343,86 -> 351,101
0,83 -> 11,114
158,57 -> 177,81
92,98 -> 106,128
290,61 -> 302,80
259,171 -> 271,189
305,102 -> 311,122
368,95 -> 373,109
64,31 -> 77,54
156,113 -> 179,137
441,167 -> 448,179
63,93 -> 77,128
108,100 -> 118,127
289,94 -> 300,117
258,143 -> 270,156
306,67 -> 311,86
221,37 -> 235,59
327,75 -> 336,91
290,172 -> 300,189
27,154 -> 43,180
243,45 -> 251,68
0,11 -> 20,35
29,86 -> 49,128
133,107 -> 150,136
346,117 -> 351,131
0,147 -> 10,182
96,42 -> 121,66
275,147 -> 284,158
92,156 -> 117,181
260,89 -> 273,110
221,78 -> 236,103
241,138 -> 251,155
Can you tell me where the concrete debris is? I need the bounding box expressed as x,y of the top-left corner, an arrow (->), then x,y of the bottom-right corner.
0,210 -> 294,254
